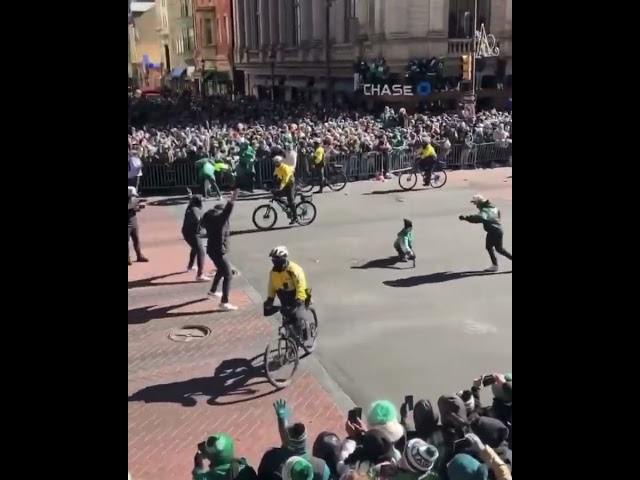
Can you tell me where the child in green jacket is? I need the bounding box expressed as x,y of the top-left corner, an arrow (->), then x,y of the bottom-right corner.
394,219 -> 415,261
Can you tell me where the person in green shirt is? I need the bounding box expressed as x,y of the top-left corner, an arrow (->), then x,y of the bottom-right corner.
391,132 -> 406,150
236,142 -> 256,192
394,219 -> 415,262
192,433 -> 257,480
195,156 -> 222,200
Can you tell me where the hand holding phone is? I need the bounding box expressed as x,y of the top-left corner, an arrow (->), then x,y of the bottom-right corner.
404,395 -> 414,411
454,437 -> 472,452
481,374 -> 496,387
347,407 -> 362,424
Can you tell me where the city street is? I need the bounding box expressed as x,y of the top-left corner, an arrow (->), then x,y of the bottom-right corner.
165,168 -> 513,407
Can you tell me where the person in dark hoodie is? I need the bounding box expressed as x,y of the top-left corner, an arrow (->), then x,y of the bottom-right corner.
469,373 -> 512,449
201,188 -> 240,311
182,194 -> 209,281
468,416 -> 512,473
258,399 -> 331,480
312,432 -> 342,477
399,399 -> 444,474
459,194 -> 512,272
432,395 -> 474,479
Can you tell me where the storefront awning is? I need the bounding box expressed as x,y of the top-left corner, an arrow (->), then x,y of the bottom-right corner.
170,65 -> 187,78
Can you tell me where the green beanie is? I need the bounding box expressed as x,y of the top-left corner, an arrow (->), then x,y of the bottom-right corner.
282,456 -> 313,480
201,433 -> 234,465
367,400 -> 398,426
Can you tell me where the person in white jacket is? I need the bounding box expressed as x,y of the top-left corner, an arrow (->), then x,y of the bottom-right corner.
284,144 -> 298,170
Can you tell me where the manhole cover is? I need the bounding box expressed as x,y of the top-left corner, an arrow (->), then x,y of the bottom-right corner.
168,325 -> 211,342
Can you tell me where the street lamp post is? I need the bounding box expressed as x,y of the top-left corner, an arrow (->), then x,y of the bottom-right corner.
470,0 -> 499,109
201,58 -> 206,97
325,0 -> 335,104
269,48 -> 276,104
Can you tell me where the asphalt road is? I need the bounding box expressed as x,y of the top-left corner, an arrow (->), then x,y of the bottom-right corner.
163,169 -> 512,409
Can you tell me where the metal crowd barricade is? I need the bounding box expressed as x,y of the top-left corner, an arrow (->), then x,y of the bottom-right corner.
138,142 -> 511,192
138,162 -> 199,190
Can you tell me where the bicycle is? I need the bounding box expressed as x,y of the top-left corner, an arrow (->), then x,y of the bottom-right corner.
298,162 -> 348,193
251,193 -> 317,230
263,303 -> 319,389
397,159 -> 448,191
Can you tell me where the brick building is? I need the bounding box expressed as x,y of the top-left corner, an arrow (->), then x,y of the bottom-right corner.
193,0 -> 234,94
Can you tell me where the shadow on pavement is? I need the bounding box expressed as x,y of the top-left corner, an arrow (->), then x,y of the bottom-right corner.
128,298 -> 219,325
351,256 -> 405,270
147,196 -> 191,207
128,272 -> 201,289
231,226 -> 293,236
383,270 -> 512,287
362,188 -> 425,195
127,356 -> 278,406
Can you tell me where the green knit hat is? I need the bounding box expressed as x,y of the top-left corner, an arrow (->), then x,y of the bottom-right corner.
366,400 -> 404,442
199,433 -> 234,465
281,456 -> 313,480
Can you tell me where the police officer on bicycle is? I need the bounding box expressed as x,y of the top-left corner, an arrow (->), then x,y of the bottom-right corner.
417,140 -> 437,187
263,246 -> 312,341
272,156 -> 297,225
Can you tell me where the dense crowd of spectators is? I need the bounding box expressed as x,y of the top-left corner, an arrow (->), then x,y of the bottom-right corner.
128,94 -> 512,168
189,373 -> 512,480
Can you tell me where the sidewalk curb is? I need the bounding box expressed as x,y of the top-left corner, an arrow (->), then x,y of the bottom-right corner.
236,274 -> 356,414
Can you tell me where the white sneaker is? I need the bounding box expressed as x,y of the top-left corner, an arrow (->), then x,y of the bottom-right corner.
196,275 -> 211,282
208,291 -> 222,298
187,265 -> 197,272
484,265 -> 499,272
219,302 -> 238,311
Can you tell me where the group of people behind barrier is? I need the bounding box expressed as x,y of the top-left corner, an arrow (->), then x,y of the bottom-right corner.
136,144 -> 511,193
185,374 -> 512,480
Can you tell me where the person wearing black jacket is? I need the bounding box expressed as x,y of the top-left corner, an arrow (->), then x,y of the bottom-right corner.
201,188 -> 239,311
182,194 -> 209,281
128,188 -> 149,266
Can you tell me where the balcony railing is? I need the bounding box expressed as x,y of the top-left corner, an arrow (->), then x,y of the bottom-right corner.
447,38 -> 474,56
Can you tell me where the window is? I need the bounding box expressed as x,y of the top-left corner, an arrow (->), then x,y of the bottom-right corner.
448,0 -> 491,39
203,18 -> 214,45
345,0 -> 356,41
217,18 -> 222,44
252,0 -> 260,48
162,13 -> 168,30
293,0 -> 301,46
224,15 -> 230,44
188,27 -> 195,51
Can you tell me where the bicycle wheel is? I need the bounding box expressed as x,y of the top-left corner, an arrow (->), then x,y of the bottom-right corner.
264,336 -> 299,389
300,307 -> 319,355
297,178 -> 314,194
398,172 -> 418,191
295,201 -> 317,226
430,170 -> 448,188
252,204 -> 278,230
328,172 -> 348,192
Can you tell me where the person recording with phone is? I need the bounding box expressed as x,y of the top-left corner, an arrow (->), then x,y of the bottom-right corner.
470,373 -> 512,449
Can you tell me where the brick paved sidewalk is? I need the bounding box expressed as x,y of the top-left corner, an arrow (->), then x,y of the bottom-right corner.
128,205 -> 346,480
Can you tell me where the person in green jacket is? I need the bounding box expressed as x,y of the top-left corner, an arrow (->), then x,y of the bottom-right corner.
391,132 -> 406,150
459,195 -> 512,272
192,433 -> 257,480
394,219 -> 415,262
213,158 -> 232,189
195,156 -> 222,200
236,142 -> 256,192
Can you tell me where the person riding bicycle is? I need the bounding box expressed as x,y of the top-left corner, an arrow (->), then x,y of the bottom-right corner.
394,219 -> 416,262
417,141 -> 437,187
263,246 -> 312,341
272,156 -> 297,225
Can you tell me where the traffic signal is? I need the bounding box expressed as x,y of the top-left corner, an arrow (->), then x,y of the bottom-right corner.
461,55 -> 472,81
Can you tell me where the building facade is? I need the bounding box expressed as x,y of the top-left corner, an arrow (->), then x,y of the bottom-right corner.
232,0 -> 512,102
193,0 -> 234,94
163,0 -> 197,84
129,2 -> 164,89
